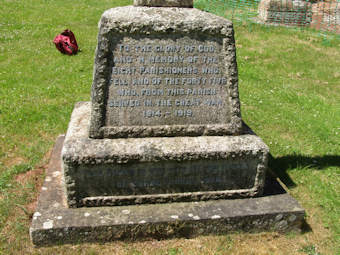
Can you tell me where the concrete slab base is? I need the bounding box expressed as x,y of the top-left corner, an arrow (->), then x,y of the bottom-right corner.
30,136 -> 305,246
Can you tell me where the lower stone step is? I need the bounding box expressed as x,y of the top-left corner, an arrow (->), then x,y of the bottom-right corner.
30,135 -> 305,246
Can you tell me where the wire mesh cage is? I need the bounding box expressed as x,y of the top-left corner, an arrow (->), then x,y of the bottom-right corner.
195,0 -> 340,36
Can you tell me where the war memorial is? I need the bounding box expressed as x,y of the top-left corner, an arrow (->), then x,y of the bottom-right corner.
30,0 -> 305,245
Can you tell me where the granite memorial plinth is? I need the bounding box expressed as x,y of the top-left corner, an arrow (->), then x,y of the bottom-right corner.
62,3 -> 268,208
63,102 -> 267,207
89,6 -> 243,139
30,0 -> 305,246
30,135 -> 305,246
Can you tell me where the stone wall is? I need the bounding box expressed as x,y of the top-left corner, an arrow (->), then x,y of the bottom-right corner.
258,0 -> 312,26
311,1 -> 340,33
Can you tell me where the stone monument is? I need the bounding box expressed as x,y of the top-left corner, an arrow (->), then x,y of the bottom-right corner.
257,0 -> 312,27
30,0 -> 305,246
311,1 -> 340,34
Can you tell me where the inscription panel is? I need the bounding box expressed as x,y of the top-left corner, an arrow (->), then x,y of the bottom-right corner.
76,159 -> 258,198
106,35 -> 230,127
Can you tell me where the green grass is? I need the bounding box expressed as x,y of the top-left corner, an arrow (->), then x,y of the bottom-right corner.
233,24 -> 340,246
0,0 -> 132,249
0,0 -> 340,254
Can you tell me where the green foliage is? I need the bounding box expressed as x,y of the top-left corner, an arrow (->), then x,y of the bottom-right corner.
216,235 -> 233,253
127,248 -> 143,255
0,0 -> 133,248
0,164 -> 32,191
299,244 -> 322,255
167,247 -> 183,255
195,1 -> 340,251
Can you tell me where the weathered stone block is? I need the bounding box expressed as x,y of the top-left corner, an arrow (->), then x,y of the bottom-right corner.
311,1 -> 340,33
258,0 -> 312,26
89,6 -> 242,138
63,102 -> 268,207
134,0 -> 193,7
30,3 -> 305,246
30,135 -> 305,246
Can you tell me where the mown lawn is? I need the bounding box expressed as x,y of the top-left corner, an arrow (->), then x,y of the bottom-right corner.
0,0 -> 339,254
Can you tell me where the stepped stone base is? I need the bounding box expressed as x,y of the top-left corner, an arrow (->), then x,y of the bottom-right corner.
30,135 -> 305,246
62,102 -> 269,208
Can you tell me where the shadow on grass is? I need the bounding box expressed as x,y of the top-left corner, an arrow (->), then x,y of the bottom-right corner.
269,154 -> 340,188
300,220 -> 313,234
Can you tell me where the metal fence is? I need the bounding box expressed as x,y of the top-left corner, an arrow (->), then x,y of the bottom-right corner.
195,0 -> 340,37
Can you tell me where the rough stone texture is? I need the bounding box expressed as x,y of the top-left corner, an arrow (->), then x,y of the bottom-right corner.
258,0 -> 312,26
134,0 -> 193,7
89,6 -> 242,138
311,1 -> 340,34
30,135 -> 305,246
63,102 -> 268,207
